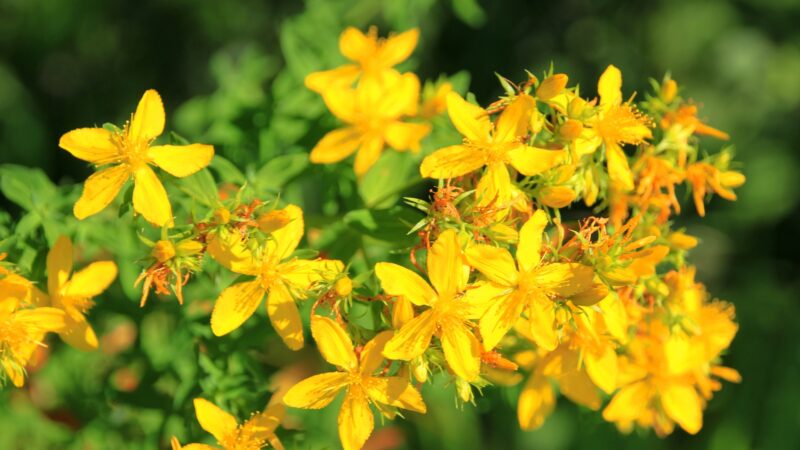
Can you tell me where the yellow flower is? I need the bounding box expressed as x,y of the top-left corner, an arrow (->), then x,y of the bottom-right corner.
310,74 -> 431,176
588,65 -> 653,192
375,229 -> 484,381
42,236 -> 117,351
0,298 -> 65,387
171,398 -> 284,450
59,89 -> 215,226
420,92 -> 566,210
284,316 -> 426,450
207,205 -> 343,347
464,210 -> 604,351
305,27 -> 419,93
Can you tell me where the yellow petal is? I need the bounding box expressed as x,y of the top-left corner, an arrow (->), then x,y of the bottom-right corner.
446,92 -> 491,142
528,296 -> 557,351
517,372 -> 555,430
14,307 -> 66,332
266,282 -> 304,350
531,263 -> 595,298
47,235 -> 73,295
364,376 -> 426,413
375,262 -> 436,306
602,381 -> 650,423
268,204 -> 304,260
391,296 -> 414,329
461,281 -> 512,320
59,128 -> 120,164
132,166 -> 173,227
338,387 -> 374,450
584,346 -> 617,394
62,261 -> 117,298
74,164 -> 130,220
193,398 -> 238,442
310,127 -> 361,164
211,280 -> 265,336
206,230 -> 260,275
321,88 -> 357,122
558,366 -> 601,410
56,312 -> 97,351
383,310 -> 437,361
374,72 -> 420,118
353,134 -> 384,176
384,121 -> 431,152
129,89 -> 165,142
569,281 -> 609,306
516,209 -> 548,272
440,317 -> 481,381
148,144 -> 214,178
493,94 -> 534,143
598,65 -> 622,107
506,146 -> 566,176
419,144 -> 486,179
339,27 -> 376,62
606,143 -> 634,192
311,315 -> 357,370
353,331 -> 392,377
280,259 -> 344,291
376,28 -> 419,67
283,372 -> 348,409
475,162 -> 512,208
304,65 -> 360,93
660,383 -> 703,434
464,244 -> 518,287
479,292 -> 526,350
427,229 -> 465,297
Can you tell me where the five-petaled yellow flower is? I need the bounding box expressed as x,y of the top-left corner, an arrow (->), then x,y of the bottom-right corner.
1,298 -> 65,387
170,398 -> 284,450
588,65 -> 653,192
59,89 -> 214,226
39,235 -> 117,351
305,27 -> 419,93
284,316 -> 426,450
376,229 -> 484,381
420,92 -> 566,209
207,205 -> 343,347
309,74 -> 431,176
465,210 -> 605,351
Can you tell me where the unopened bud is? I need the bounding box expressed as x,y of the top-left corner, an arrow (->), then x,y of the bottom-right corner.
456,378 -> 474,403
536,74 -> 568,101
151,240 -> 176,263
258,210 -> 292,233
412,356 -> 428,383
540,186 -> 577,208
213,207 -> 231,225
559,119 -> 584,140
661,79 -> 678,103
334,277 -> 352,297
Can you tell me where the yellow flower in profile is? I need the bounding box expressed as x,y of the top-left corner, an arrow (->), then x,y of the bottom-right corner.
42,236 -> 117,351
59,89 -> 214,226
207,205 -> 343,348
171,398 -> 284,450
309,74 -> 431,176
0,298 -> 65,387
375,229 -> 484,381
284,316 -> 426,450
465,210 -> 604,351
305,27 -> 419,93
589,65 -> 653,192
420,92 -> 566,209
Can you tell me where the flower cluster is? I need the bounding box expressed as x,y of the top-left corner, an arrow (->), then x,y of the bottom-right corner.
0,25 -> 744,450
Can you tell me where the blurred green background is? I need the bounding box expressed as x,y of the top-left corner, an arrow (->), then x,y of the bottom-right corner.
1,0 -> 799,449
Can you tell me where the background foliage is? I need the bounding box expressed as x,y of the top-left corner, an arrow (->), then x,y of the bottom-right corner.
0,0 -> 798,449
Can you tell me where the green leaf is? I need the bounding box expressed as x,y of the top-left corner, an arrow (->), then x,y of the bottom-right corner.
452,0 -> 487,28
343,206 -> 420,244
255,153 -> 309,192
0,164 -> 58,211
178,168 -> 219,208
211,155 -> 247,184
359,152 -> 419,209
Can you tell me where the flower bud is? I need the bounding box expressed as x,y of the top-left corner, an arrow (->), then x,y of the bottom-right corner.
151,240 -> 176,263
213,207 -> 231,225
661,79 -> 678,103
456,378 -> 474,403
559,119 -> 584,141
258,210 -> 292,233
668,231 -> 698,250
334,277 -> 352,297
540,186 -> 577,208
536,74 -> 568,101
412,356 -> 428,383
176,239 -> 204,256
